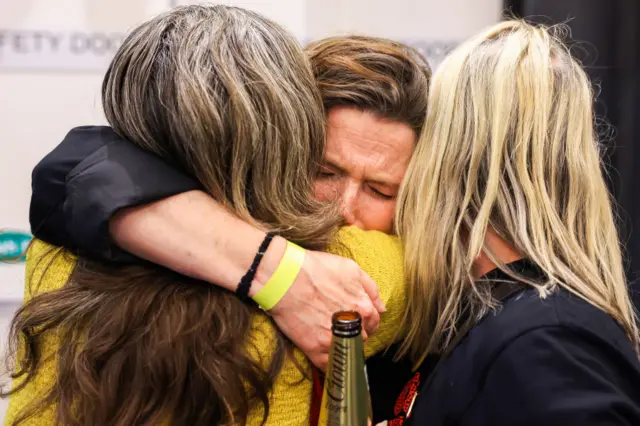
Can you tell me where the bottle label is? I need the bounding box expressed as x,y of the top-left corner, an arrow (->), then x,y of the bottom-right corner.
324,339 -> 348,423
319,335 -> 371,425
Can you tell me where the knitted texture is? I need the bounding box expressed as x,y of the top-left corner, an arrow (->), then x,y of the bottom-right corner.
5,226 -> 405,426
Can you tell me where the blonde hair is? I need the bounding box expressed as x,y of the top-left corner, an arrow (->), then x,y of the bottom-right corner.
396,20 -> 639,365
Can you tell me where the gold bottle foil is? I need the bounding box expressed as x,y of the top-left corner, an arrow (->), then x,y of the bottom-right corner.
318,311 -> 372,426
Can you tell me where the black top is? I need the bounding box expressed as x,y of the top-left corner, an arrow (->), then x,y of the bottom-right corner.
29,125 -> 412,423
30,126 -> 201,261
387,260 -> 640,426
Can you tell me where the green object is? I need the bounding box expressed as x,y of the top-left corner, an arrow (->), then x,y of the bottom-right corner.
252,241 -> 306,310
319,311 -> 372,426
0,230 -> 32,263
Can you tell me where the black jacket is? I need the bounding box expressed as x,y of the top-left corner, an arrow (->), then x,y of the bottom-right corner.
30,126 -> 201,261
391,261 -> 640,426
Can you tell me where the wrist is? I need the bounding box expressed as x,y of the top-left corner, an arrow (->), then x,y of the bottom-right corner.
249,235 -> 287,297
252,240 -> 306,310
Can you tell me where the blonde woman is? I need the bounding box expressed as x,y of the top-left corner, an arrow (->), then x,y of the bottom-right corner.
389,20 -> 640,425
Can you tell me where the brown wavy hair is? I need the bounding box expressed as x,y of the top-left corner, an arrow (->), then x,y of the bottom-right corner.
3,5 -> 338,425
305,35 -> 432,134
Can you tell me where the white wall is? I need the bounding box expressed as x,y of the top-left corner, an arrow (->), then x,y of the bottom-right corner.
307,0 -> 501,39
0,0 -> 171,303
0,0 -> 501,419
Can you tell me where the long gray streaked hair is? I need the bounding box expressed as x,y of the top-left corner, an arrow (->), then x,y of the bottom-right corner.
103,4 -> 337,243
5,4 -> 339,426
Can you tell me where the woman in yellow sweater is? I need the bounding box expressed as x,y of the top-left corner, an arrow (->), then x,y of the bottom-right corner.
4,5 -> 406,426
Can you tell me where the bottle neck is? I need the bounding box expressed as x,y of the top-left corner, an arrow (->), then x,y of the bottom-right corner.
320,332 -> 371,425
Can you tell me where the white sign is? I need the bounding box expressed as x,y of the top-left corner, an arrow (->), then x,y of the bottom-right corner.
0,29 -> 456,72
0,29 -> 123,71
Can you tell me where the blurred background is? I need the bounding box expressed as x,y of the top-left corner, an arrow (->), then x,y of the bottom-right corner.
0,0 -> 638,420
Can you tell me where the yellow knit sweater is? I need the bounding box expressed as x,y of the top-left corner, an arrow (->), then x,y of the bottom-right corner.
5,227 -> 405,426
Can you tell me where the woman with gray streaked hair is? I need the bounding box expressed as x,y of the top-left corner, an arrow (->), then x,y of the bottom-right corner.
3,5 -> 408,426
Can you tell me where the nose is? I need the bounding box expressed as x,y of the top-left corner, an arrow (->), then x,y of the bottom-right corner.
340,182 -> 360,226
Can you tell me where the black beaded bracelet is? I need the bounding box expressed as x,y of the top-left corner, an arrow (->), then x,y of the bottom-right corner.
236,232 -> 275,300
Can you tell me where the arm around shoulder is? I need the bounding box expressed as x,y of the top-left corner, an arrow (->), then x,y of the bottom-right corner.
30,125 -> 200,262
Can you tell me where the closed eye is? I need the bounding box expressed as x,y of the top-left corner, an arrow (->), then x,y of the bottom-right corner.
368,185 -> 395,200
318,170 -> 338,178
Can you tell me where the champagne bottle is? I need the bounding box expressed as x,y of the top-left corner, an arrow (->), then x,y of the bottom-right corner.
318,311 -> 372,426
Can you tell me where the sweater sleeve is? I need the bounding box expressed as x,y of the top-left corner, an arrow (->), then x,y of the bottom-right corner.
4,240 -> 76,426
328,226 -> 406,358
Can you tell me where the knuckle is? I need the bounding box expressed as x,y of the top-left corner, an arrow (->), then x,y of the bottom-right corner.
370,282 -> 380,296
310,340 -> 323,354
359,300 -> 374,317
343,258 -> 358,271
372,313 -> 381,328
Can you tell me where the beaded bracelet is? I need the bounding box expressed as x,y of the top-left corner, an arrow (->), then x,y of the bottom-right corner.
235,232 -> 275,300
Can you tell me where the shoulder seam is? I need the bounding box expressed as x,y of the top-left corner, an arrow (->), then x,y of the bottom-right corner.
65,138 -> 120,183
